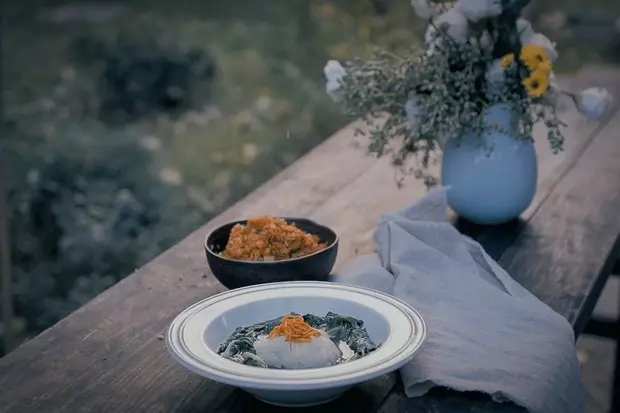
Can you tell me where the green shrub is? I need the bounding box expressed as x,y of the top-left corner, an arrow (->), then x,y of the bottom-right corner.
70,32 -> 217,121
6,122 -> 209,334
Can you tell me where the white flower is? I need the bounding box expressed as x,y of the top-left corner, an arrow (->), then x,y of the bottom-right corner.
405,97 -> 422,127
485,58 -> 506,91
575,87 -> 614,121
457,0 -> 502,23
324,60 -> 346,100
516,19 -> 535,43
424,25 -> 434,45
521,32 -> 559,62
411,0 -> 435,19
424,8 -> 469,45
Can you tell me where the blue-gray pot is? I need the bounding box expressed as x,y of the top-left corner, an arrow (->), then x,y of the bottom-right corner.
441,104 -> 537,225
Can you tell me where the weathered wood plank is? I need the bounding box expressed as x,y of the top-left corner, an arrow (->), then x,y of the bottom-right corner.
0,67 -> 619,413
212,375 -> 396,413
497,108 -> 620,332
223,119 -> 376,219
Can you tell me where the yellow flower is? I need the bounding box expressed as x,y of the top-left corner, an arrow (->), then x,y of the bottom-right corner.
501,53 -> 515,68
523,69 -> 550,99
536,59 -> 553,74
520,44 -> 550,71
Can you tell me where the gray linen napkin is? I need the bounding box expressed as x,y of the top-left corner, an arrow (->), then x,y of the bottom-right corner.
329,187 -> 584,413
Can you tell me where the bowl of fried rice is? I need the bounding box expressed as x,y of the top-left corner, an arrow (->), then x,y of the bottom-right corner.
204,217 -> 339,289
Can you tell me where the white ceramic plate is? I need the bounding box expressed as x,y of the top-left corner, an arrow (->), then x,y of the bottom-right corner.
166,281 -> 427,407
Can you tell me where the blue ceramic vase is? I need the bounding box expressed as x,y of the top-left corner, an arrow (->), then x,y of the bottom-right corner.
441,105 -> 537,225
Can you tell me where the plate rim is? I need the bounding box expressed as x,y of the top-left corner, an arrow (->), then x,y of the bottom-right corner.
166,281 -> 427,390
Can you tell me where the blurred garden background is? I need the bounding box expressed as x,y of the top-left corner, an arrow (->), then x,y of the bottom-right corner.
1,0 -> 620,356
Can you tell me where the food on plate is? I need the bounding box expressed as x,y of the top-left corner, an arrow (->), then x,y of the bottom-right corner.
254,315 -> 342,369
220,216 -> 327,261
217,312 -> 380,369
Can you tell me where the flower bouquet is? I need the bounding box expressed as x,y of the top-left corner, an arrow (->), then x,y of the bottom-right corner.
323,0 -> 614,224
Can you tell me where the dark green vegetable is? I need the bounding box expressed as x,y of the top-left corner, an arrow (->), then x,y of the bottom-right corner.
217,311 -> 380,367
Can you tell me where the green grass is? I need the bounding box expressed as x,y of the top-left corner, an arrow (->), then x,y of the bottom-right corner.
3,0 -> 428,208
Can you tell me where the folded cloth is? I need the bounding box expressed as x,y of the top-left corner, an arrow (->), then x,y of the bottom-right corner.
330,187 -> 584,413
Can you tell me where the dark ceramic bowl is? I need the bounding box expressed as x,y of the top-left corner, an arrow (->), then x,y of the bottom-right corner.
204,217 -> 339,290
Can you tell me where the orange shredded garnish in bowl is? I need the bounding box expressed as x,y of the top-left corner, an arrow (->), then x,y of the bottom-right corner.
221,217 -> 327,261
267,315 -> 322,343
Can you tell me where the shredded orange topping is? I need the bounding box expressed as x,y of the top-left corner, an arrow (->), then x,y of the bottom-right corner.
221,217 -> 327,261
267,315 -> 322,343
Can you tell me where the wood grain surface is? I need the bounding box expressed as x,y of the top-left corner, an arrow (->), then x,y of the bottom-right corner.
1,67 -> 620,413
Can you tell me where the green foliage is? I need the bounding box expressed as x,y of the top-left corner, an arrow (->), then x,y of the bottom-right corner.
70,30 -> 217,121
5,122 -> 208,334
1,23 -> 222,340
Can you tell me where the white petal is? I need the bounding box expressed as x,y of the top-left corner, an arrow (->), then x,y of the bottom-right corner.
425,8 -> 469,44
439,8 -> 469,41
326,80 -> 341,94
411,0 -> 435,19
485,58 -> 505,86
424,25 -> 436,45
517,19 -> 535,43
575,87 -> 614,121
523,33 -> 559,62
457,0 -> 502,23
324,60 -> 346,82
324,60 -> 346,96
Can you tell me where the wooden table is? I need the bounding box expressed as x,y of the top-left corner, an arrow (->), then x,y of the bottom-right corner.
2,67 -> 620,413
